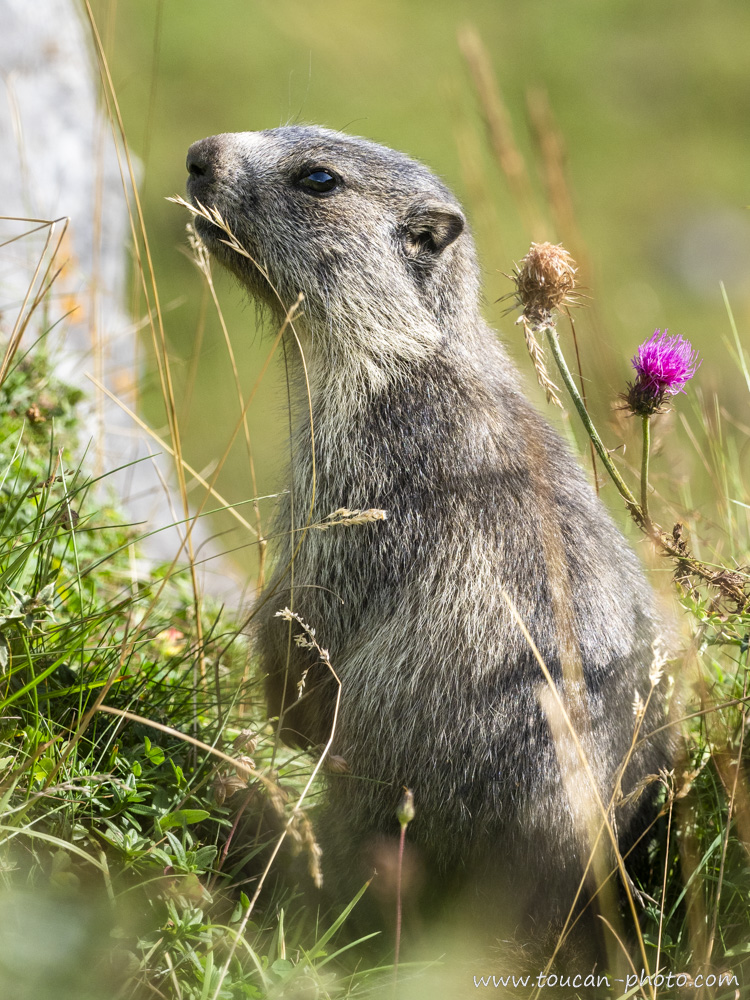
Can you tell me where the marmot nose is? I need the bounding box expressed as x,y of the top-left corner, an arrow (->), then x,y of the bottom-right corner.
186,139 -> 216,181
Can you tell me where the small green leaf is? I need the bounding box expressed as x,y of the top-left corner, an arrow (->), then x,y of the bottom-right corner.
193,845 -> 218,869
158,809 -> 210,832
51,849 -> 72,874
36,582 -> 56,605
32,757 -> 55,782
143,739 -> 165,765
50,870 -> 80,891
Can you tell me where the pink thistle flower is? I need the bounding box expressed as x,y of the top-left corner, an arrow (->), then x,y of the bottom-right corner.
626,329 -> 700,415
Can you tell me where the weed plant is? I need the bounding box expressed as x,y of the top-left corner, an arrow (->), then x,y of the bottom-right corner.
0,328 -> 379,998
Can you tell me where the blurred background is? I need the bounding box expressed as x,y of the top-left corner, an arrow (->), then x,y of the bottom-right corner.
89,0 -> 750,584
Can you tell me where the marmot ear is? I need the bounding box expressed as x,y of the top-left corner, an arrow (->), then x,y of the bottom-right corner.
402,199 -> 465,257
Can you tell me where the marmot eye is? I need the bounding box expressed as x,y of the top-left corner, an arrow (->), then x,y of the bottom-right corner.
298,169 -> 338,193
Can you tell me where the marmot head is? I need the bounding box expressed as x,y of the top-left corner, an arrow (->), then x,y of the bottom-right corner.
186,126 -> 480,374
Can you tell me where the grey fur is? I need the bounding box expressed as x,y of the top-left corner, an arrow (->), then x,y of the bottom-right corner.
186,126 -> 670,933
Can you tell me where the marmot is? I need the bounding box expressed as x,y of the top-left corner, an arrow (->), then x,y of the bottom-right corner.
185,126 -> 670,943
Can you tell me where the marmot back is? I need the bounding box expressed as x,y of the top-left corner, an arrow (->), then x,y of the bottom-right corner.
185,125 -> 671,946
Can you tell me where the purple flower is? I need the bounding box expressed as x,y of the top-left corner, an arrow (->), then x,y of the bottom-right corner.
626,329 -> 700,415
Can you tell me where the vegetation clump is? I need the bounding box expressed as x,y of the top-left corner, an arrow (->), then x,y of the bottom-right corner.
0,338 -> 352,1000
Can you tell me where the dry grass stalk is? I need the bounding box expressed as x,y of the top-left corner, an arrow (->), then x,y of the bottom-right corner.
169,196 -> 325,601
313,507 -> 387,530
185,222 -> 267,587
525,86 -> 585,261
84,373 -> 265,537
518,315 -> 563,408
275,607 -> 332,700
451,105 -> 507,265
169,195 -> 271,278
706,671 -> 750,968
524,88 -> 603,483
206,611 -> 341,1000
458,24 -> 545,240
83,2 -> 208,691
504,591 -> 657,998
0,215 -> 71,389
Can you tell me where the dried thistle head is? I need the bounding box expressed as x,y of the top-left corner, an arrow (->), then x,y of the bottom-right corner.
212,771 -> 248,807
231,729 -> 258,754
233,755 -> 256,781
513,242 -> 578,324
325,754 -> 350,775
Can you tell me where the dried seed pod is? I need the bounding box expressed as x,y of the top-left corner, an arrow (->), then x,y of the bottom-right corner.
513,241 -> 577,324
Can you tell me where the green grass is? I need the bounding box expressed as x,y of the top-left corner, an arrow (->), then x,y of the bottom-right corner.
0,340 -> 370,999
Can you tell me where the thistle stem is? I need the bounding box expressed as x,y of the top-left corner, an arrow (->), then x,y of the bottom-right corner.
543,324 -> 643,520
641,414 -> 652,530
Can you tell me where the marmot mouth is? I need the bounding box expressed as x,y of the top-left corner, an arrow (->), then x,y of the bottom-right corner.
191,212 -> 273,297
192,211 -> 220,236
192,212 -> 229,248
